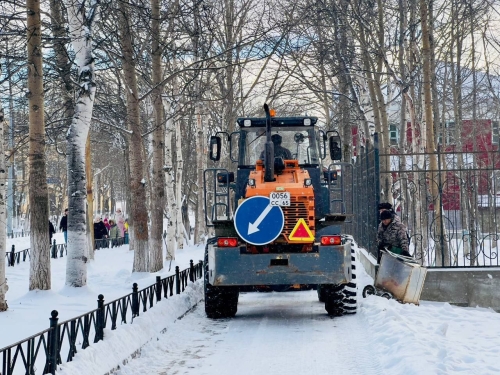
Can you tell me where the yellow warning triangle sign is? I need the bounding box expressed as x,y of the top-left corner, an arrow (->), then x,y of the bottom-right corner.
289,218 -> 314,242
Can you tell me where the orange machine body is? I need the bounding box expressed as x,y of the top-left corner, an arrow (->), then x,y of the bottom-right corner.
244,159 -> 315,244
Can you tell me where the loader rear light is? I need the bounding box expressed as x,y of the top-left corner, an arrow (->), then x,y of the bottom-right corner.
320,235 -> 342,246
217,237 -> 238,247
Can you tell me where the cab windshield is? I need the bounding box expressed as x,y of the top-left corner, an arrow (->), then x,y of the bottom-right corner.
238,127 -> 320,166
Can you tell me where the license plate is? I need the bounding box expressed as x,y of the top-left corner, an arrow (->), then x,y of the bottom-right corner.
270,192 -> 290,206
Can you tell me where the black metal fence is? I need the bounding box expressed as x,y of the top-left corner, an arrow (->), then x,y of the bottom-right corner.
346,133 -> 500,268
1,260 -> 203,375
344,134 -> 381,262
5,238 -> 128,268
7,231 -> 30,239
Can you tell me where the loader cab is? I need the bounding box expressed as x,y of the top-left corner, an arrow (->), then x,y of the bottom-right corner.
231,117 -> 328,216
236,122 -> 321,168
206,114 -> 349,226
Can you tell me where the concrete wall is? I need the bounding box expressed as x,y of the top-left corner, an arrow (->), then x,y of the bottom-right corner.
421,268 -> 500,312
357,247 -> 500,312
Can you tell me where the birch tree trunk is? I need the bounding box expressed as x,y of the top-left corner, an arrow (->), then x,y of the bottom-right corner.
119,0 -> 149,272
194,103 -> 206,244
0,104 -> 8,311
164,100 -> 177,260
86,134 -> 95,260
64,0 -> 99,286
27,0 -> 51,290
149,0 -> 164,272
468,3 -> 479,265
175,109 -> 184,249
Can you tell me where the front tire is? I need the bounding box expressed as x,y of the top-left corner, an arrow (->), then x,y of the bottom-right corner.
204,242 -> 239,319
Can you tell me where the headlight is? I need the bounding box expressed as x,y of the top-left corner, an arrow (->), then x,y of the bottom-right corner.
304,118 -> 311,126
244,119 -> 251,127
248,178 -> 256,187
304,178 -> 312,187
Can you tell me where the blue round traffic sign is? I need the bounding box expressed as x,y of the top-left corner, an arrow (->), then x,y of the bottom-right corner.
234,196 -> 284,245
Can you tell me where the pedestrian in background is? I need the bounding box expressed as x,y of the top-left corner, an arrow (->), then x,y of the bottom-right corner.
93,217 -> 108,250
124,219 -> 129,244
103,216 -> 110,231
115,209 -> 125,239
49,220 -> 56,244
59,208 -> 68,243
108,219 -> 119,248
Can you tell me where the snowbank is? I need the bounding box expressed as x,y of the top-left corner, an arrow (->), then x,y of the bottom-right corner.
56,281 -> 203,375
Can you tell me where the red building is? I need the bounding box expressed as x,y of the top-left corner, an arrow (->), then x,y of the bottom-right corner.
404,119 -> 500,211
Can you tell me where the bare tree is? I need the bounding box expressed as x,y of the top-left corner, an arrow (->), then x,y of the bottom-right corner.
118,0 -> 149,272
63,0 -> 100,286
149,0 -> 164,272
27,0 -> 51,290
0,101 -> 8,311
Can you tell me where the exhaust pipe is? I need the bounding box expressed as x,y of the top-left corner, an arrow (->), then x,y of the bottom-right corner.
263,103 -> 275,182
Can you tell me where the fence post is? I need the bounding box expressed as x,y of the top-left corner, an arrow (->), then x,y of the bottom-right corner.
189,260 -> 194,282
132,283 -> 139,317
95,294 -> 104,343
437,144 -> 446,267
23,249 -> 27,262
10,245 -> 14,267
51,240 -> 57,259
175,266 -> 180,294
45,310 -> 59,374
22,229 -> 24,237
199,260 -> 203,279
155,276 -> 162,302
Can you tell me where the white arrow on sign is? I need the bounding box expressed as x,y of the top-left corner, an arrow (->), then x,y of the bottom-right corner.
248,204 -> 273,235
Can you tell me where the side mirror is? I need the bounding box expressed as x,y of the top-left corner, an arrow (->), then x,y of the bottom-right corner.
209,136 -> 221,161
329,135 -> 342,161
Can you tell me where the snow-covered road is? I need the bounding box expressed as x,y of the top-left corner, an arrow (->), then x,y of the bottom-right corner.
115,290 -> 383,375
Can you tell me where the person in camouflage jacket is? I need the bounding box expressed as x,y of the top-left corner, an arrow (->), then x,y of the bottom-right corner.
377,210 -> 410,258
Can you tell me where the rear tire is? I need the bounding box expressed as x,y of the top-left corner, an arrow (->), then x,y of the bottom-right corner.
324,244 -> 358,316
204,242 -> 239,319
317,284 -> 327,302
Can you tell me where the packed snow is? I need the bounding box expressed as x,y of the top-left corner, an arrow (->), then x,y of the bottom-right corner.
2,235 -> 500,375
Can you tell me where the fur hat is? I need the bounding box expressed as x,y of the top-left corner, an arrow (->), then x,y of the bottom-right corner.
378,202 -> 393,210
380,210 -> 393,220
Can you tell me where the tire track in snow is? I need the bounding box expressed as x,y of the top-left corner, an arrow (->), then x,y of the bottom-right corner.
117,290 -> 383,375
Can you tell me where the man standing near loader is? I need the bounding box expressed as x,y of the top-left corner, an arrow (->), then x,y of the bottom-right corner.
377,210 -> 411,260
